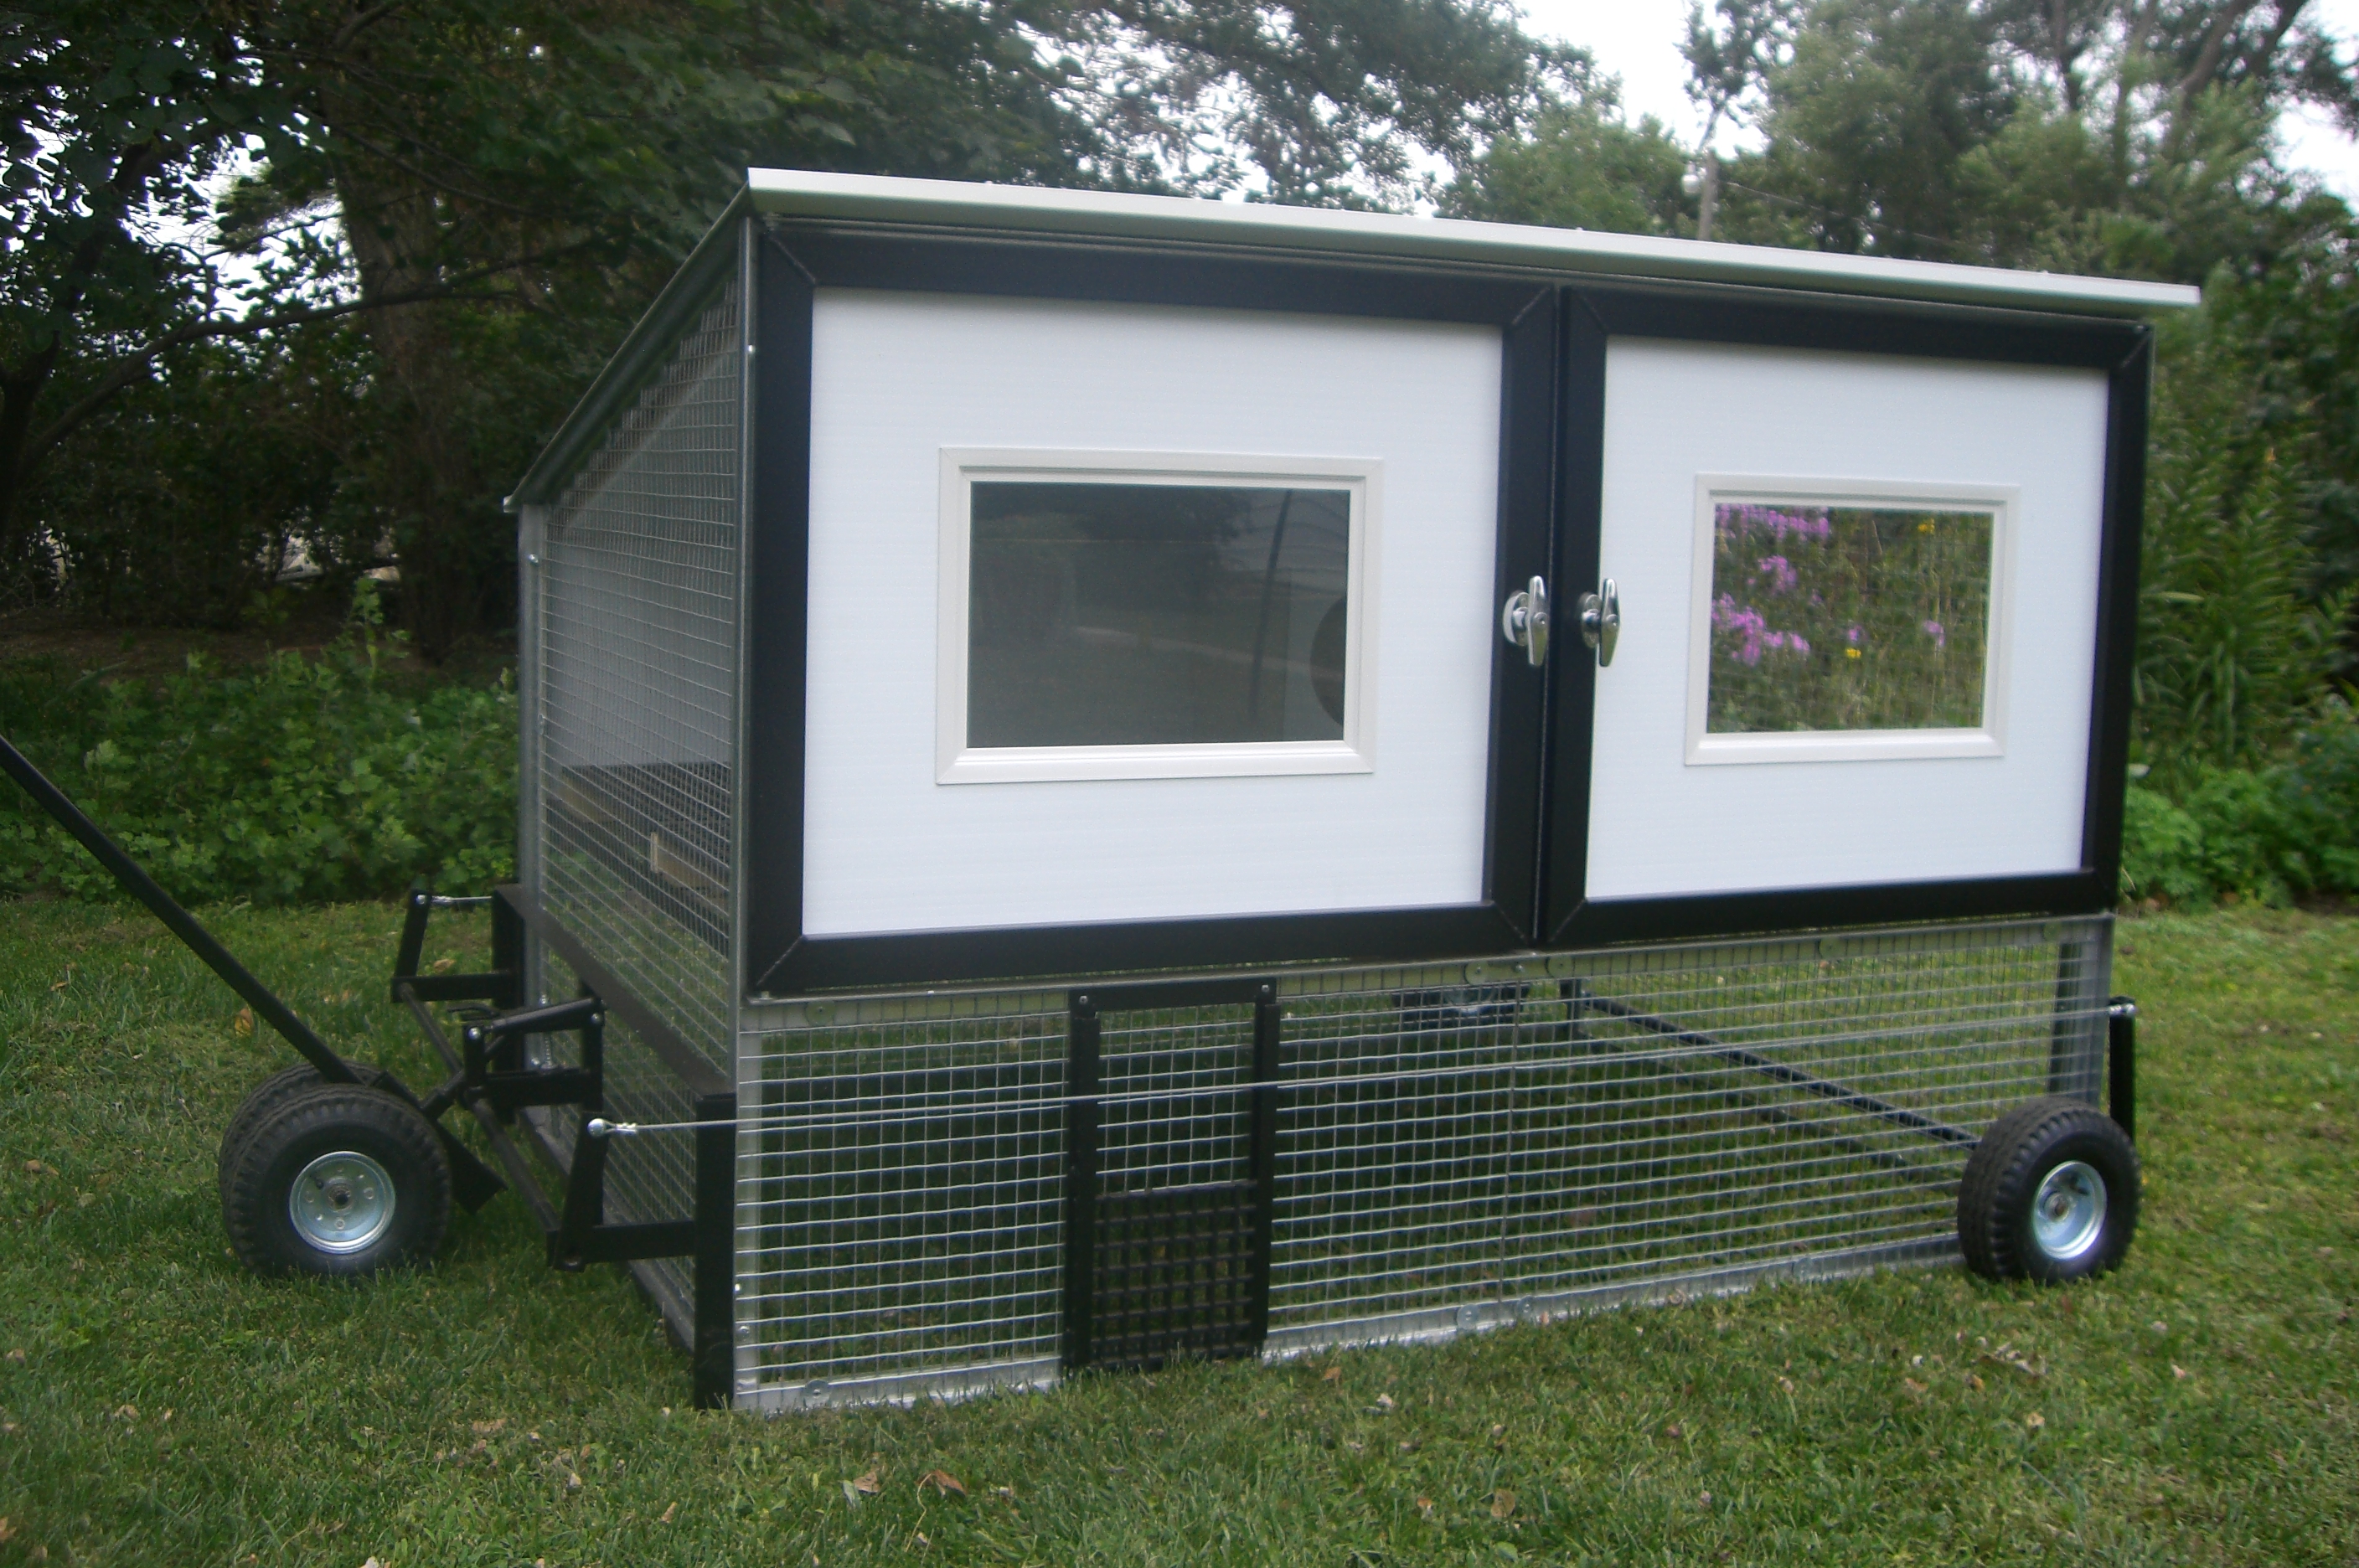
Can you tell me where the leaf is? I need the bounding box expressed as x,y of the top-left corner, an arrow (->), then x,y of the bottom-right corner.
917,1470 -> 966,1498
658,1503 -> 676,1523
853,1469 -> 882,1494
1322,1365 -> 1342,1383
232,1007 -> 254,1037
2023,1411 -> 2046,1430
1490,1488 -> 1517,1519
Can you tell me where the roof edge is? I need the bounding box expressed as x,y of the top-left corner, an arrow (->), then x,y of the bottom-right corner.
507,188 -> 751,512
747,168 -> 2201,319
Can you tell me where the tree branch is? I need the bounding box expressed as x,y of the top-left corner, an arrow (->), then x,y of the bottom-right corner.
2178,0 -> 2269,109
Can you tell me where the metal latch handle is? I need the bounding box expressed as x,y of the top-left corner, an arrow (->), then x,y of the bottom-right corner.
1500,575 -> 1549,667
1578,578 -> 1619,668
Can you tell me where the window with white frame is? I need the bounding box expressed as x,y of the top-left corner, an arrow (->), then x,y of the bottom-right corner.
937,450 -> 1381,783
1685,476 -> 2016,766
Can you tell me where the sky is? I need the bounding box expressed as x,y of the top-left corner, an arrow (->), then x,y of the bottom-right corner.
1514,0 -> 2359,202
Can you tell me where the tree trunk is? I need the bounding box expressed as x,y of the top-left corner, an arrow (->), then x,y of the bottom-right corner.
329,157 -> 500,661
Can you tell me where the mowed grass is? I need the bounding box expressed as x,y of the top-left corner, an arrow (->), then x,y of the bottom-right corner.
0,899 -> 2351,1566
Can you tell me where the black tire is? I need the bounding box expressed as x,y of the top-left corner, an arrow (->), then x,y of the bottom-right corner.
1959,1096 -> 2139,1282
215,1062 -> 395,1209
223,1084 -> 451,1277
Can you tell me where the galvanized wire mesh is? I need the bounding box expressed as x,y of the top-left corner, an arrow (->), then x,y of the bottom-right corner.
732,916 -> 2110,1408
524,273 -> 743,1344
532,276 -> 742,1066
735,993 -> 1070,1409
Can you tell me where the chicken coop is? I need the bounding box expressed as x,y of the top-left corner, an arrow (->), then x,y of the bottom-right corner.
494,171 -> 2192,1411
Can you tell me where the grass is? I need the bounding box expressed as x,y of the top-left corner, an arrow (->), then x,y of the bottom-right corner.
0,899 -> 2351,1565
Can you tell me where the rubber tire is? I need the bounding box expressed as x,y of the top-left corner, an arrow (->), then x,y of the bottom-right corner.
1958,1096 -> 2139,1282
223,1084 -> 451,1277
215,1062 -> 395,1209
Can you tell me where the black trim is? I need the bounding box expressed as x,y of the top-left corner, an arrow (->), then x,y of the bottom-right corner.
743,230 -> 1557,995
1541,285 -> 2152,947
692,1096 -> 737,1409
1061,993 -> 1102,1372
742,229 -> 817,995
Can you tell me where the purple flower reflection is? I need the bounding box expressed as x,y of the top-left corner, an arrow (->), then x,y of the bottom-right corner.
1715,503 -> 1834,544
1756,555 -> 1798,595
1846,625 -> 1863,644
1713,594 -> 1809,666
1922,620 -> 1946,648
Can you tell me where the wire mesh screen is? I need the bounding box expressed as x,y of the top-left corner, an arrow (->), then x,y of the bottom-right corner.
732,916 -> 2110,1409
532,275 -> 742,1065
736,993 -> 1069,1410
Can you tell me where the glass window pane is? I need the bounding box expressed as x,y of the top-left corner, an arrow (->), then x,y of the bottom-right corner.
1706,500 -> 1993,735
968,481 -> 1350,749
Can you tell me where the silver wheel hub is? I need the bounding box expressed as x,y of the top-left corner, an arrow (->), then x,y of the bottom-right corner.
289,1150 -> 396,1254
2030,1159 -> 2106,1262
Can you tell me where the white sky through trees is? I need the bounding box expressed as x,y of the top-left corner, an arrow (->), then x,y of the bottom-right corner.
1516,0 -> 2359,201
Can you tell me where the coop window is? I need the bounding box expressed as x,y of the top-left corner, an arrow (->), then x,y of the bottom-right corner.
937,450 -> 1379,784
1684,477 -> 2015,766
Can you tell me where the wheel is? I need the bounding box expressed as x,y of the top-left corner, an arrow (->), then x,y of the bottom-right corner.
1958,1096 -> 2139,1282
215,1062 -> 394,1209
222,1084 -> 452,1277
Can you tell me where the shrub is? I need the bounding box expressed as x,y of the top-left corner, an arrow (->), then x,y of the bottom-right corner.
0,618 -> 514,906
2122,699 -> 2359,907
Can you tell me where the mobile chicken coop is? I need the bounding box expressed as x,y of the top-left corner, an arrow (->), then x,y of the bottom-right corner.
0,168 -> 2197,1415
467,171 -> 2195,1411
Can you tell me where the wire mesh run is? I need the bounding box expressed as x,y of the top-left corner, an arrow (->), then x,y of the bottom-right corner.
532,275 -> 743,1066
731,916 -> 2110,1410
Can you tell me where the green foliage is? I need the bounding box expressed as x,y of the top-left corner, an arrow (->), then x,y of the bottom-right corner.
2120,699 -> 2359,905
2137,302 -> 2354,776
29,328 -> 371,629
1441,97 -> 1693,233
0,608 -> 515,905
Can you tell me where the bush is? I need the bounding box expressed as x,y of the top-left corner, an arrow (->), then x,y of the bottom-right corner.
0,615 -> 514,906
2121,700 -> 2359,907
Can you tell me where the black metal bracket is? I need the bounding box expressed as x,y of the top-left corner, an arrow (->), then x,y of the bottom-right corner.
2108,996 -> 2137,1141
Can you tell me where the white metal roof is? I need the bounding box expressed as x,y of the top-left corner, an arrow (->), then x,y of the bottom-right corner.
748,168 -> 2200,318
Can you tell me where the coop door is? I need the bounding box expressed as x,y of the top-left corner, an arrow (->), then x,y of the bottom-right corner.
1062,980 -> 1280,1373
801,291 -> 1516,939
1567,338 -> 2113,908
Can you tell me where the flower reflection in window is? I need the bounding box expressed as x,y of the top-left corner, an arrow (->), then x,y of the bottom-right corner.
1705,500 -> 1994,735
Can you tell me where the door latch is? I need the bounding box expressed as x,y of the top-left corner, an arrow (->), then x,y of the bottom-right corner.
1577,578 -> 1619,668
1500,575 -> 1548,667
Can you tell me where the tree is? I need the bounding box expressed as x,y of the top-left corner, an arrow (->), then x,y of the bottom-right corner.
7,0 -> 1568,652
1443,94 -> 1693,235
1680,0 -> 1803,238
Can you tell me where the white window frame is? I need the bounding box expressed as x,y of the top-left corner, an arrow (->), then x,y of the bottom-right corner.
937,447 -> 1382,785
1684,473 -> 2017,766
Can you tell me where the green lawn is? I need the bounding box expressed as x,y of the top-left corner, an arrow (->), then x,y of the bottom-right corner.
0,899 -> 2351,1565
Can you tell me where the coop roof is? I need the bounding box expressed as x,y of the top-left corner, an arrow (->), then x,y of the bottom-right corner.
746,169 -> 2201,317
510,172 -> 2196,509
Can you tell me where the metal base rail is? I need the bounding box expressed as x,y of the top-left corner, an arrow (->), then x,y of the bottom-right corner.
1,731 -> 736,1407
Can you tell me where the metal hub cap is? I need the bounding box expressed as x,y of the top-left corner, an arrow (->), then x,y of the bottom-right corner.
2029,1159 -> 2107,1261
288,1151 -> 395,1254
